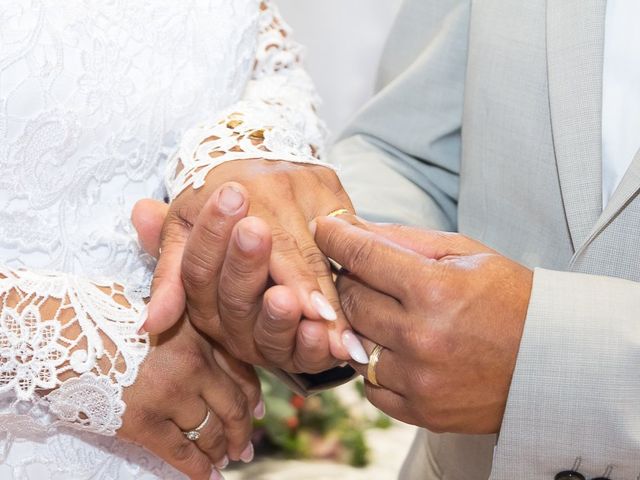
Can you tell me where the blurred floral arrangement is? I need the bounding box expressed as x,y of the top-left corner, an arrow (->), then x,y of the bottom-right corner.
253,370 -> 392,467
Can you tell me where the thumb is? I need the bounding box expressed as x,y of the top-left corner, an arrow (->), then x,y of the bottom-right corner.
132,199 -> 170,258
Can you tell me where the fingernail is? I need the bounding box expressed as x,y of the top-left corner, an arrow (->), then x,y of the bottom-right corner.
254,399 -> 266,420
240,442 -> 254,463
237,225 -> 262,252
342,330 -> 369,364
216,455 -> 229,470
310,291 -> 337,321
218,185 -> 244,215
136,305 -> 148,335
209,469 -> 224,480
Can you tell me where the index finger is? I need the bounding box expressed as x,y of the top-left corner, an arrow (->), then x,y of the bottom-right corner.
313,216 -> 426,300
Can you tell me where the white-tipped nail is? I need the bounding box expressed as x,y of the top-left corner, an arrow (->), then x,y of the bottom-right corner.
310,291 -> 337,321
209,468 -> 224,480
240,442 -> 254,463
254,399 -> 266,420
342,330 -> 369,364
216,455 -> 229,470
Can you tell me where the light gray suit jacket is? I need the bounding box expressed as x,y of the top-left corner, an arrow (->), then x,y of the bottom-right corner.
329,0 -> 640,478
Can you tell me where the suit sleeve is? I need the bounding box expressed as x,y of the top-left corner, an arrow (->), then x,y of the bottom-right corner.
328,0 -> 471,232
491,268 -> 640,479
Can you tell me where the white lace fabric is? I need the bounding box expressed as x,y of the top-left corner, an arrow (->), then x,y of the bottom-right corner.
0,0 -> 324,477
0,267 -> 148,436
165,0 -> 330,200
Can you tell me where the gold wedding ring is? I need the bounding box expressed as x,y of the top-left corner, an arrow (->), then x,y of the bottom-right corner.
367,344 -> 385,387
325,209 -> 350,274
328,208 -> 350,218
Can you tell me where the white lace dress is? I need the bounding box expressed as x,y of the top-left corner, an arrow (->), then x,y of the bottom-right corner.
0,1 -> 325,478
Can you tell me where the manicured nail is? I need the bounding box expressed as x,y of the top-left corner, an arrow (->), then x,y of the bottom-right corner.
237,224 -> 262,252
216,455 -> 229,470
240,442 -> 254,463
209,469 -> 224,480
310,291 -> 337,321
342,330 -> 369,364
254,399 -> 266,420
218,185 -> 244,215
136,305 -> 148,335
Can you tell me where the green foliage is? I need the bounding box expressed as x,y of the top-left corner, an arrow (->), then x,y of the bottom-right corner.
254,370 -> 391,467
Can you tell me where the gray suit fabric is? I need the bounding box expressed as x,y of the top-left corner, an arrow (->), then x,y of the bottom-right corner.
329,0 -> 640,478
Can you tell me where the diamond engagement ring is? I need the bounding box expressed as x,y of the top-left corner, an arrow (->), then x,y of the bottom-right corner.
182,409 -> 211,441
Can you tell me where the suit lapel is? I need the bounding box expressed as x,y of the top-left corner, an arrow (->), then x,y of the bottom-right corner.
572,149 -> 640,262
546,0 -> 607,250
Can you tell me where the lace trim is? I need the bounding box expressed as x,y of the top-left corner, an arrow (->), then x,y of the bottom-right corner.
165,0 -> 330,200
0,268 -> 149,436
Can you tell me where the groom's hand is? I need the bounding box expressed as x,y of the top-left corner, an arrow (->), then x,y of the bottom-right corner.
133,160 -> 356,368
313,217 -> 533,434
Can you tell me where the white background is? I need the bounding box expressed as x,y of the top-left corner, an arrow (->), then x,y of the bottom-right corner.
277,0 -> 402,138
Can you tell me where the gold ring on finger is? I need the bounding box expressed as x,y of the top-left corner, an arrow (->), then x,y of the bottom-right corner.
367,344 -> 385,387
327,208 -> 350,218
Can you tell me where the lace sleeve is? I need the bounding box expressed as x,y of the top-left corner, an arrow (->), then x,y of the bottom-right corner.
165,0 -> 331,200
0,267 -> 148,437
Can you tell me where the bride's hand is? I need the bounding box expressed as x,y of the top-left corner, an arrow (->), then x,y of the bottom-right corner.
133,170 -> 365,372
118,316 -> 261,480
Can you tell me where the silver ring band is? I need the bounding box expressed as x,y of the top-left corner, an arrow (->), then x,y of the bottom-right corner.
182,409 -> 211,441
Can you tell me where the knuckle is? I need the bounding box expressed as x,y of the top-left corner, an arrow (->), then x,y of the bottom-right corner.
156,377 -> 183,400
196,215 -> 228,245
130,406 -> 161,431
347,236 -> 376,272
218,261 -> 260,306
181,252 -> 215,289
258,345 -> 294,370
292,350 -> 327,374
271,226 -> 299,255
255,332 -> 289,362
180,344 -> 209,374
189,355 -> 209,375
338,283 -> 359,322
223,396 -> 249,424
169,203 -> 198,230
219,288 -> 255,321
299,242 -> 331,276
205,420 -> 227,450
223,340 -> 245,361
221,251 -> 256,278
